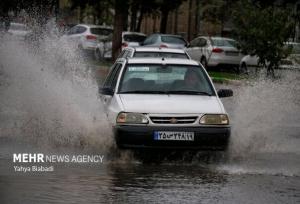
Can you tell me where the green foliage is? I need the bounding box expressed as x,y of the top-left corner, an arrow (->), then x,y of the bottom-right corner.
232,0 -> 294,76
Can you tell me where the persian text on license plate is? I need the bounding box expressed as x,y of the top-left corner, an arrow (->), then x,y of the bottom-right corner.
153,131 -> 194,141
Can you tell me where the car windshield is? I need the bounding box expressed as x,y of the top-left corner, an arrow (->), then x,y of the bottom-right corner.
124,34 -> 146,42
119,64 -> 215,95
211,38 -> 238,48
133,52 -> 189,59
161,36 -> 187,45
90,28 -> 113,35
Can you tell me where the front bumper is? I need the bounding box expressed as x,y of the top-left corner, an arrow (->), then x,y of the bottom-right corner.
114,125 -> 230,150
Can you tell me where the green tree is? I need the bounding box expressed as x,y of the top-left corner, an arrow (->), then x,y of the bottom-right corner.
232,0 -> 294,77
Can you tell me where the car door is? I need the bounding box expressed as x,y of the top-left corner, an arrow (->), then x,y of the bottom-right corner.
101,62 -> 123,114
199,37 -> 211,62
186,37 -> 201,60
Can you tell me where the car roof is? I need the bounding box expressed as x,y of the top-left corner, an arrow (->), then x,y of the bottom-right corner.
122,31 -> 146,36
132,47 -> 187,53
197,36 -> 236,41
147,33 -> 183,37
76,24 -> 113,29
125,57 -> 199,65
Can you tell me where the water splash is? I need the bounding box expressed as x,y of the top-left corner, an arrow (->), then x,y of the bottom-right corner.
229,71 -> 300,158
0,23 -> 114,152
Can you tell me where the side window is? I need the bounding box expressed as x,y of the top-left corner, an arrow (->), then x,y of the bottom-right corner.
143,35 -> 153,45
117,50 -> 126,59
103,63 -> 122,89
111,64 -> 122,89
190,38 -> 199,47
67,26 -> 77,35
152,35 -> 159,43
198,38 -> 207,47
124,50 -> 132,58
76,26 -> 87,34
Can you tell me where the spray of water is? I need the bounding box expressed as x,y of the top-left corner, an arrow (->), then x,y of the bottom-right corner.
0,22 -> 114,152
229,71 -> 300,157
217,70 -> 300,176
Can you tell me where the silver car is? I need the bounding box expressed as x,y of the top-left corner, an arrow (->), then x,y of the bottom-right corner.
141,34 -> 188,49
186,36 -> 244,69
62,24 -> 113,52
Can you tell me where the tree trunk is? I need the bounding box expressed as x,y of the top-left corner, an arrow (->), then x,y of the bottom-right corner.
136,8 -> 144,32
174,8 -> 178,34
112,0 -> 128,61
160,7 -> 169,34
187,0 -> 193,41
130,2 -> 138,31
195,0 -> 200,37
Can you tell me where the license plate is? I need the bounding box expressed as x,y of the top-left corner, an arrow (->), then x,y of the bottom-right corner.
153,131 -> 194,141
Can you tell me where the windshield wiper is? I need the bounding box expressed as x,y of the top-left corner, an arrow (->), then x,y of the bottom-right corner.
167,90 -> 212,96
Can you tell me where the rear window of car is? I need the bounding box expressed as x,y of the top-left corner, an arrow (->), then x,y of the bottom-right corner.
161,36 -> 187,45
123,34 -> 146,42
90,28 -> 113,36
211,38 -> 238,48
133,52 -> 189,59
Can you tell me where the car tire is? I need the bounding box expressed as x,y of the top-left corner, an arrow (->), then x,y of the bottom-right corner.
200,57 -> 208,69
239,62 -> 248,74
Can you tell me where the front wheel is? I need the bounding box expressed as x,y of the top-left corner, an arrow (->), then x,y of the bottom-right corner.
200,57 -> 208,69
239,63 -> 248,74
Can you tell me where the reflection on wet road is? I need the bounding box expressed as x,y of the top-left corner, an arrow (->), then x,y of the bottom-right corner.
0,157 -> 299,204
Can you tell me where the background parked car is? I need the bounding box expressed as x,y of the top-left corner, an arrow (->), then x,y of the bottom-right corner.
141,33 -> 188,49
186,36 -> 244,70
61,24 -> 113,54
117,47 -> 191,59
94,31 -> 146,60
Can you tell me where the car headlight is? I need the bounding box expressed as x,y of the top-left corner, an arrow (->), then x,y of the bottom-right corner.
199,114 -> 229,125
116,112 -> 149,124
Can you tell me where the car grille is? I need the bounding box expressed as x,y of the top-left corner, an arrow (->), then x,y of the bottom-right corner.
150,116 -> 198,124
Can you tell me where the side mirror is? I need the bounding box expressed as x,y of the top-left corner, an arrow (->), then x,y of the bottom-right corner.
99,87 -> 114,96
217,89 -> 233,98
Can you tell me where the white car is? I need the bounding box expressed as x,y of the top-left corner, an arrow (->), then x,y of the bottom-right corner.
186,36 -> 244,69
141,33 -> 188,49
62,24 -> 113,53
240,42 -> 300,72
99,58 -> 233,150
117,47 -> 191,59
94,31 -> 146,60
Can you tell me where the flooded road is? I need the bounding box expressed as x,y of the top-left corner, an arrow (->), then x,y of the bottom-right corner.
0,37 -> 300,203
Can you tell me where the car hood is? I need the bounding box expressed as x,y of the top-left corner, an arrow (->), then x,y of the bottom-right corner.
118,94 -> 224,114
